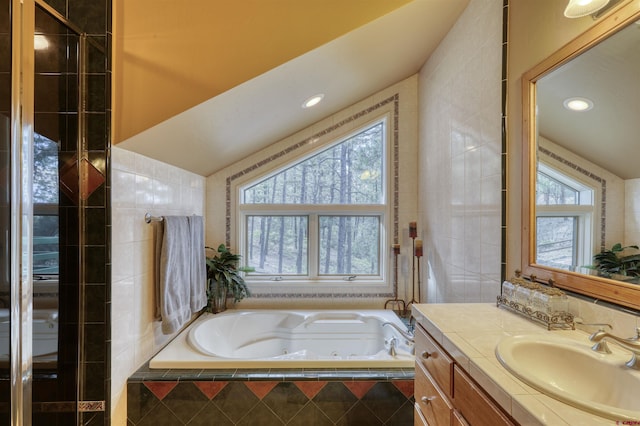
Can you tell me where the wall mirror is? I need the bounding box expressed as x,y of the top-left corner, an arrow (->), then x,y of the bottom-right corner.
522,2 -> 640,310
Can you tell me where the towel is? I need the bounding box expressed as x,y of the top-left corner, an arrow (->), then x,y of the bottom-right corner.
188,216 -> 207,312
154,216 -> 192,334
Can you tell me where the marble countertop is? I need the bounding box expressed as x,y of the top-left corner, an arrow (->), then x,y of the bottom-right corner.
412,303 -> 623,425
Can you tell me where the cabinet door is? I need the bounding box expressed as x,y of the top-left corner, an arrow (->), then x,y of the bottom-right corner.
453,366 -> 514,426
414,404 -> 429,426
415,361 -> 452,426
415,324 -> 454,397
452,409 -> 470,426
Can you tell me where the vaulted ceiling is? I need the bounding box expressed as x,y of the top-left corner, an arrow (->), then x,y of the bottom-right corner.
113,0 -> 470,176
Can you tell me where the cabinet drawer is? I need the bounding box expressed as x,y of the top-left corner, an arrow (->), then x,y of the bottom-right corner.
415,361 -> 452,426
415,324 -> 454,396
453,365 -> 514,426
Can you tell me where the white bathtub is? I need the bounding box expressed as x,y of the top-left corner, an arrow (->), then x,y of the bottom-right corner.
0,308 -> 58,364
149,309 -> 415,369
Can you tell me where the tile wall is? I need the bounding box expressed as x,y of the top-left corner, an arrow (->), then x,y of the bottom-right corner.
110,146 -> 206,425
417,0 -> 504,303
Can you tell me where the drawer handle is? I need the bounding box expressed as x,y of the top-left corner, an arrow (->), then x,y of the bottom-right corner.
421,396 -> 436,404
421,351 -> 432,359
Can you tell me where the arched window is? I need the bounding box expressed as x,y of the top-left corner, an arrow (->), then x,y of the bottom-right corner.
238,119 -> 388,286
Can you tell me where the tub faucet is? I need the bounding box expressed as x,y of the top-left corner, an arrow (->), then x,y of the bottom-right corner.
382,322 -> 414,343
388,337 -> 398,357
589,328 -> 640,370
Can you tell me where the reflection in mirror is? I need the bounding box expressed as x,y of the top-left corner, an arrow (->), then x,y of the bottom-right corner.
534,17 -> 640,284
522,2 -> 640,310
32,133 -> 59,367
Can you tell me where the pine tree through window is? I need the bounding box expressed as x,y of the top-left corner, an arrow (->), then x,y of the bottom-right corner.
239,121 -> 386,282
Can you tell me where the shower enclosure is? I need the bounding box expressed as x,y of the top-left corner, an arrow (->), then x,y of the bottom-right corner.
1,0 -> 111,424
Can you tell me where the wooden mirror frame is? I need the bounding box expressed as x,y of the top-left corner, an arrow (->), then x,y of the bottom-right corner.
521,2 -> 640,311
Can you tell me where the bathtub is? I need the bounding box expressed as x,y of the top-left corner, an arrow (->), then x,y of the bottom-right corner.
149,309 -> 414,369
0,308 -> 58,364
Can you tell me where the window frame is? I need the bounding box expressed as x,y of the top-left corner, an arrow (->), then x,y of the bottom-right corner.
233,115 -> 392,292
535,161 -> 596,269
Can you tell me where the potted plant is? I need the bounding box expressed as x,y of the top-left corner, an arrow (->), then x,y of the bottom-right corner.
205,244 -> 252,313
590,243 -> 640,279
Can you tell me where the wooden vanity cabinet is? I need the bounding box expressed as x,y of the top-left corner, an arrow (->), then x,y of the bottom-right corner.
453,365 -> 514,426
414,323 -> 516,426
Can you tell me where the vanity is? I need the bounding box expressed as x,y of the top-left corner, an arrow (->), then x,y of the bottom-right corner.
411,303 -> 637,425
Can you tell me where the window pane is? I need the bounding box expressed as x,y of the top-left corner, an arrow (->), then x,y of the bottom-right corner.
33,133 -> 59,204
536,171 -> 578,205
246,216 -> 308,275
536,216 -> 577,268
33,216 -> 59,274
243,123 -> 384,205
319,216 -> 380,275
33,132 -> 59,275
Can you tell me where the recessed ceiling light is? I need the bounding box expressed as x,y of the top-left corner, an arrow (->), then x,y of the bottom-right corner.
302,94 -> 324,109
563,97 -> 594,111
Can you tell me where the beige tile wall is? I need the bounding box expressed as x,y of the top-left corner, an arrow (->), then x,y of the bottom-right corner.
110,146 -> 206,425
417,0 -> 503,303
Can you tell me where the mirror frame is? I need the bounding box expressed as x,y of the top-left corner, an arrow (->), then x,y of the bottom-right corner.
521,1 -> 640,311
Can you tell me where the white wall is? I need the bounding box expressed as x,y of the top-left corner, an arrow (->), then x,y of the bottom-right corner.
626,179 -> 640,247
110,146 -> 206,425
417,0 -> 503,303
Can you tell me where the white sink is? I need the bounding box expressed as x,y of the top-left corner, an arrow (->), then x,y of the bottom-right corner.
496,333 -> 640,421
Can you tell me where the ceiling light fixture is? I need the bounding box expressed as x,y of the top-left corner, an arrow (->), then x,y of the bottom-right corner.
34,34 -> 49,50
563,97 -> 594,111
564,0 -> 610,18
302,94 -> 324,109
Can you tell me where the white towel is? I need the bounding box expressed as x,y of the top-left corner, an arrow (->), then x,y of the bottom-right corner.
155,216 -> 192,334
188,216 -> 207,312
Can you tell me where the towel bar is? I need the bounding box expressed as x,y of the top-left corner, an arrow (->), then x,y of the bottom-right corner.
145,213 -> 163,224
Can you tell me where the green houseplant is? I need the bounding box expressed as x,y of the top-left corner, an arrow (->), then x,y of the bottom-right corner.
205,244 -> 252,313
590,243 -> 640,279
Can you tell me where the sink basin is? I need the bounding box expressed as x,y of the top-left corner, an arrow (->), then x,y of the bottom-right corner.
496,333 -> 640,421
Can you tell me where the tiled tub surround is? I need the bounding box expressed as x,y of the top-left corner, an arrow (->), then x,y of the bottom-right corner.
412,303 -> 640,425
127,366 -> 414,425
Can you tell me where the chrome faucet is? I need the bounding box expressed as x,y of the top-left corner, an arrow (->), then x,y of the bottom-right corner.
388,336 -> 398,357
382,322 -> 414,342
589,328 -> 640,370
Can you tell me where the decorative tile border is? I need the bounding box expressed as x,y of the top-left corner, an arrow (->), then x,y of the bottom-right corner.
538,146 -> 607,251
223,94 -> 401,299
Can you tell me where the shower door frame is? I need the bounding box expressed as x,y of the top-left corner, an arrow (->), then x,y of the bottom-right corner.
10,1 -> 89,424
